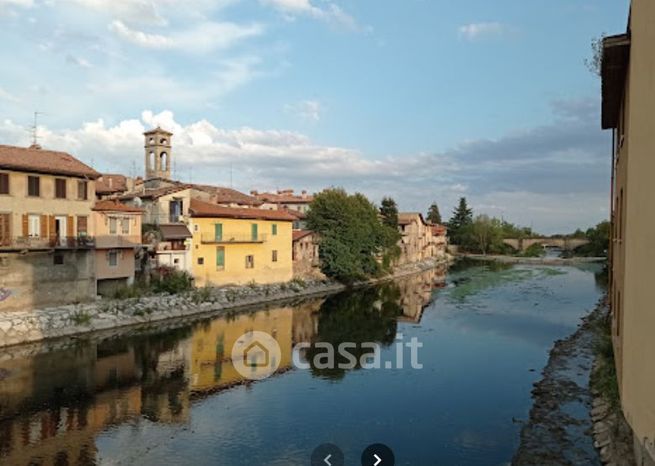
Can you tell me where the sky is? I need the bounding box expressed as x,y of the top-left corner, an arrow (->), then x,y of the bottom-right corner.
0,0 -> 630,234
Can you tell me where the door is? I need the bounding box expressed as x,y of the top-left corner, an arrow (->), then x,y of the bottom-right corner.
55,215 -> 67,246
251,223 -> 258,241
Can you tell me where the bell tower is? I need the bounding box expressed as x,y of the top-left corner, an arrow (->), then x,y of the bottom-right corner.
144,127 -> 172,180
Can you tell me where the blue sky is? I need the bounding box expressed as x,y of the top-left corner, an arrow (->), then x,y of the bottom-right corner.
0,0 -> 629,233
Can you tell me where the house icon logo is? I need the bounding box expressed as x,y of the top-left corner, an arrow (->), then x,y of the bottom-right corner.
231,331 -> 281,380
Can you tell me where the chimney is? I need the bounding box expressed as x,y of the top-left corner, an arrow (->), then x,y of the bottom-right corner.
301,190 -> 307,198
250,190 -> 258,196
108,177 -> 113,189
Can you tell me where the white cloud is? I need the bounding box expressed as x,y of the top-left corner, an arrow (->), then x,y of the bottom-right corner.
0,0 -> 33,15
0,86 -> 20,103
458,22 -> 506,41
109,20 -> 263,53
285,100 -> 322,121
261,0 -> 358,30
65,54 -> 92,68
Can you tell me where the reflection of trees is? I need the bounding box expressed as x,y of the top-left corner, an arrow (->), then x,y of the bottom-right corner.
306,283 -> 403,380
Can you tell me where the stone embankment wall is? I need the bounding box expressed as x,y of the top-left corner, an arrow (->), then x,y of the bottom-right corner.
0,257 -> 448,348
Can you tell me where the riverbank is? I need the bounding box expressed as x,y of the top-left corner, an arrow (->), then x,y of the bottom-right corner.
0,257 -> 449,349
460,253 -> 606,266
512,299 -> 606,465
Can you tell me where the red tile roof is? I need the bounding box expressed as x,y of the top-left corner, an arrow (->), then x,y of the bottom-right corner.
96,174 -> 128,194
253,189 -> 313,204
93,200 -> 144,213
431,225 -> 447,236
189,199 -> 296,221
292,230 -> 314,242
0,144 -> 100,179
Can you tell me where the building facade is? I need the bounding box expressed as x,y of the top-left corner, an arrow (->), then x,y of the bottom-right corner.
251,189 -> 313,214
292,230 -> 324,280
92,200 -> 144,295
189,199 -> 295,286
397,212 -> 433,265
0,144 -> 99,311
601,2 -> 655,464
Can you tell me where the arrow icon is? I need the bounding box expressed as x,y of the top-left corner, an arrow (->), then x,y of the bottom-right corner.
323,454 -> 332,466
373,453 -> 382,466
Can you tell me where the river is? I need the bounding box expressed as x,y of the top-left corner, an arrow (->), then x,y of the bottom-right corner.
0,260 -> 606,465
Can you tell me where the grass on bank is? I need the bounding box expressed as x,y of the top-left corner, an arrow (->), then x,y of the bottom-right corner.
590,309 -> 620,407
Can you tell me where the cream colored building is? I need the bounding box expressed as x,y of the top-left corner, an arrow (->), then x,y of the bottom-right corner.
397,212 -> 433,265
0,144 -> 99,311
602,2 -> 655,464
92,200 -> 144,295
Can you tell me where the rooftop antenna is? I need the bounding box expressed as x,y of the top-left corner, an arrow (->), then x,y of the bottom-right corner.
31,111 -> 44,146
130,160 -> 137,179
173,159 -> 177,180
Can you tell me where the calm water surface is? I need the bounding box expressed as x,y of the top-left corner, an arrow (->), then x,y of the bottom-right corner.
0,260 -> 606,465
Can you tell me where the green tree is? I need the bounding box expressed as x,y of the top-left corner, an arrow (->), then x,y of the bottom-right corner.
426,202 -> 442,224
448,197 -> 473,246
379,197 -> 399,228
470,214 -> 503,255
307,188 -> 400,283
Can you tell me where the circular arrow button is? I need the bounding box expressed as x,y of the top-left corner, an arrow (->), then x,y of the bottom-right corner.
311,443 -> 344,466
361,443 -> 395,466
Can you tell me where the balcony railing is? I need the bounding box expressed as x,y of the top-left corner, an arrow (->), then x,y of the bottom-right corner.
0,236 -> 96,250
200,233 -> 268,244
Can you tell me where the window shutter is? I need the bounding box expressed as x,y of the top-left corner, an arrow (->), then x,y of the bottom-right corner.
22,214 -> 28,237
49,216 -> 56,240
40,215 -> 47,238
215,223 -> 222,241
67,216 -> 74,238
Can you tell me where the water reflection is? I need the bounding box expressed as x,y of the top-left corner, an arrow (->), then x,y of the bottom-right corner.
0,267 -> 444,465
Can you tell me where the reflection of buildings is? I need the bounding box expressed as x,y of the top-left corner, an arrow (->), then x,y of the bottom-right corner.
396,267 -> 446,323
189,301 -> 323,394
0,335 -> 191,465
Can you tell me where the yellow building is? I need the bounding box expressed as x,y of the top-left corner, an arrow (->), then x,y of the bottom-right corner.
601,1 -> 655,464
189,198 -> 295,286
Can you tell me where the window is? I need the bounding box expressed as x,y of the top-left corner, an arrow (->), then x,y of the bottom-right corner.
216,246 -> 225,270
251,224 -> 258,241
77,216 -> 88,236
272,224 -> 278,236
53,253 -> 64,265
214,223 -> 223,241
27,176 -> 40,197
272,250 -> 278,262
55,179 -> 67,199
245,255 -> 254,269
174,258 -> 180,265
0,173 -> 9,195
109,217 -> 117,234
108,251 -> 118,267
198,257 -> 204,265
169,199 -> 183,223
121,218 -> 130,235
28,215 -> 40,237
77,180 -> 88,200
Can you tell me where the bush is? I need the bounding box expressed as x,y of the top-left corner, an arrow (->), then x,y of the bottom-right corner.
152,266 -> 194,294
520,243 -> 545,257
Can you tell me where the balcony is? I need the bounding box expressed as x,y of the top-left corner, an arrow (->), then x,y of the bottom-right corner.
0,236 -> 96,250
95,235 -> 142,249
200,233 -> 268,244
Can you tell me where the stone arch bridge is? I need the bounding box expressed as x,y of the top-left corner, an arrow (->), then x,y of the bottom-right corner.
502,237 -> 589,252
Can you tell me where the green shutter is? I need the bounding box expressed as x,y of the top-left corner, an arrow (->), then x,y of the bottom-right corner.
251,223 -> 258,241
214,223 -> 222,241
216,247 -> 225,268
272,224 -> 278,236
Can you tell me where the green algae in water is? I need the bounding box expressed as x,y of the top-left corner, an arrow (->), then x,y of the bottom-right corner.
447,265 -> 535,302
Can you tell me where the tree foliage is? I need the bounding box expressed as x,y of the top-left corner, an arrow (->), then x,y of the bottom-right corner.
585,34 -> 605,77
426,202 -> 442,224
379,197 -> 399,228
575,220 -> 610,257
307,188 -> 401,283
447,197 -> 473,245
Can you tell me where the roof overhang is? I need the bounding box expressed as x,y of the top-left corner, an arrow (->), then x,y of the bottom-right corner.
601,33 -> 631,130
